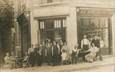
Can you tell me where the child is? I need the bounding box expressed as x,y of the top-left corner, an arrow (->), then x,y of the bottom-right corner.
4,52 -> 10,63
85,43 -> 99,62
4,52 -> 11,68
22,52 -> 29,67
71,45 -> 80,64
61,49 -> 68,65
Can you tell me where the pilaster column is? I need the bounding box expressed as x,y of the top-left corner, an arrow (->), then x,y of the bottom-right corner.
30,11 -> 39,46
66,7 -> 78,53
112,13 -> 115,56
14,20 -> 22,57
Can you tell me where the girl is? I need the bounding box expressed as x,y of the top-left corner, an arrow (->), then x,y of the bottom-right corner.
85,43 -> 99,62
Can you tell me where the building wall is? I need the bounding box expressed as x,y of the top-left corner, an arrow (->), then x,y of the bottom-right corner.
30,11 -> 39,45
30,0 -> 115,54
112,13 -> 115,56
33,6 -> 69,17
66,7 -> 78,53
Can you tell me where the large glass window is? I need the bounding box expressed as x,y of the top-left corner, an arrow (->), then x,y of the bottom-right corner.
78,17 -> 111,55
39,18 -> 66,42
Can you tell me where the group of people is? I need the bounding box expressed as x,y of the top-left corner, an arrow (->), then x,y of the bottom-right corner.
4,35 -> 104,68
80,35 -> 103,62
27,39 -> 68,67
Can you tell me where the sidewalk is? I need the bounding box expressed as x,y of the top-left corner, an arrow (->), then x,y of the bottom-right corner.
1,55 -> 115,72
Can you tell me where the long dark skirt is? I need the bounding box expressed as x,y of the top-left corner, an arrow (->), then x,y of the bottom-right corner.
36,54 -> 42,66
78,49 -> 90,62
52,55 -> 59,66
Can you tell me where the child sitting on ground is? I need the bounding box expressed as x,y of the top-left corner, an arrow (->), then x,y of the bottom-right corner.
4,52 -> 11,68
85,43 -> 99,63
22,52 -> 29,67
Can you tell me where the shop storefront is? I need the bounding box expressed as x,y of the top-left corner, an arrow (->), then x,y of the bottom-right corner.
77,8 -> 113,55
31,0 -> 115,55
78,17 -> 112,55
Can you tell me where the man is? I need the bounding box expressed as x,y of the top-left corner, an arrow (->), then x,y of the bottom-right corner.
81,35 -> 90,51
58,40 -> 63,64
91,35 -> 103,61
80,35 -> 91,61
34,44 -> 42,66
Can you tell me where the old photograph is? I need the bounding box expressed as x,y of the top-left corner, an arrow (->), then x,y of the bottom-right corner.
0,0 -> 115,72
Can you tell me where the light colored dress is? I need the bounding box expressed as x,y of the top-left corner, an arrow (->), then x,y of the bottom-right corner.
4,56 -> 10,64
85,46 -> 99,62
61,52 -> 68,61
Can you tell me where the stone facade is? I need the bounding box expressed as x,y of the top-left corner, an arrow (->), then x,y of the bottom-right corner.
28,0 -> 115,55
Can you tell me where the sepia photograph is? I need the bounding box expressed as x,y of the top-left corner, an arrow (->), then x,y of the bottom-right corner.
0,0 -> 115,72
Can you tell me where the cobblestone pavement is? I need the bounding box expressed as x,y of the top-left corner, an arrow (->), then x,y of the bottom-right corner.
1,56 -> 115,72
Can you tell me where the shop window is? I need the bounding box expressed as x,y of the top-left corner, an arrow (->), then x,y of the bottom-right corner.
62,19 -> 66,27
39,21 -> 44,29
45,20 -> 54,29
39,18 -> 66,42
78,17 -> 111,54
54,20 -> 61,28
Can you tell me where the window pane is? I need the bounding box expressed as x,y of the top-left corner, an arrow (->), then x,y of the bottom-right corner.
58,20 -> 61,28
103,29 -> 109,48
54,20 -> 57,28
63,19 -> 66,27
39,21 -> 44,29
45,20 -> 54,29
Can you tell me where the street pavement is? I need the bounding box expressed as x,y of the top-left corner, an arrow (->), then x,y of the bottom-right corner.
1,55 -> 115,72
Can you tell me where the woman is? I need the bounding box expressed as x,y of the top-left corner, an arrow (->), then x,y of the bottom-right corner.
46,39 -> 52,65
41,41 -> 47,63
52,41 -> 59,66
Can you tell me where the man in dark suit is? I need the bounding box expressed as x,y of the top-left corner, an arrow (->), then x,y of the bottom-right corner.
91,35 -> 103,61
